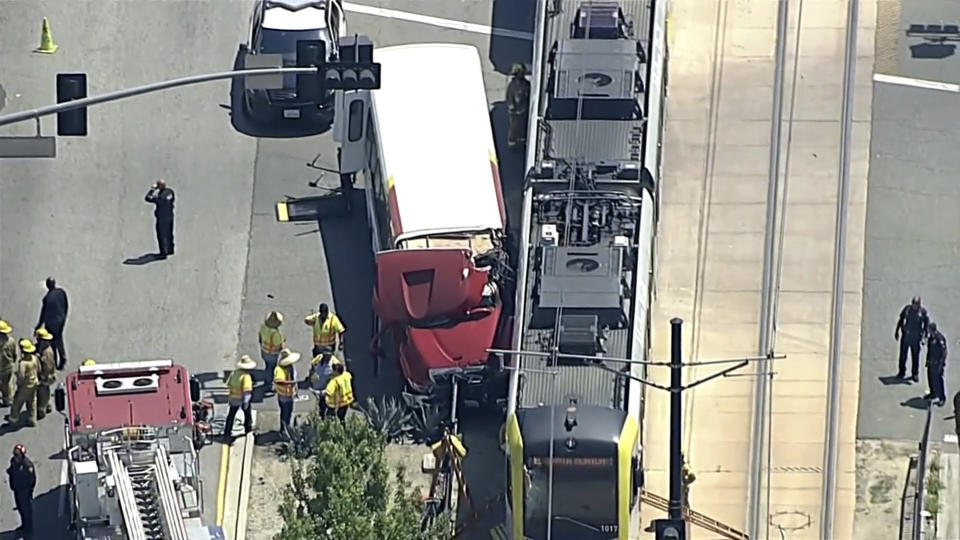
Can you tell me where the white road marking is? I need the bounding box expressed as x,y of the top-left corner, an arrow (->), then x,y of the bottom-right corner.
57,458 -> 68,517
945,433 -> 959,444
873,73 -> 960,93
342,2 -> 534,41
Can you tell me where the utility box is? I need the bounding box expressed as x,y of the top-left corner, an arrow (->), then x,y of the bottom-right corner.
74,460 -> 101,519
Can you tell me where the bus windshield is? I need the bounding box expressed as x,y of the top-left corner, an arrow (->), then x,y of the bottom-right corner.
523,456 -> 618,535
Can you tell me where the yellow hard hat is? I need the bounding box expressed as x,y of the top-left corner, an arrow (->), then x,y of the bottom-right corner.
18,339 -> 36,353
35,328 -> 53,341
82,358 -> 97,366
0,320 -> 11,334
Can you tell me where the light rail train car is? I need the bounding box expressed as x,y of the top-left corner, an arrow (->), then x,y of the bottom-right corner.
501,0 -> 668,538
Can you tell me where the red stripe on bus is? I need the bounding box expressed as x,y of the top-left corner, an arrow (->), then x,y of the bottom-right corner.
490,158 -> 507,227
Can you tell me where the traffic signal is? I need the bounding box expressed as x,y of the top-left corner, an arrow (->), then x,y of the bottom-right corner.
296,39 -> 326,100
56,73 -> 87,136
322,63 -> 381,90
329,35 -> 381,90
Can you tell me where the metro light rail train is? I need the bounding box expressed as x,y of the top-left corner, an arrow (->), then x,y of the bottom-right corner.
500,0 -> 668,539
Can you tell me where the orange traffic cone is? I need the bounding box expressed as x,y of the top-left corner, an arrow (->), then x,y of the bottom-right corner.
34,17 -> 58,54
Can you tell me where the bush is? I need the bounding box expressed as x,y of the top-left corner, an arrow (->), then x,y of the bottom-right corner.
274,413 -> 446,540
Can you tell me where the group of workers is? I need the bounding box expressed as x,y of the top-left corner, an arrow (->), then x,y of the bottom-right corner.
0,320 -> 58,428
895,296 -> 949,406
222,303 -> 355,441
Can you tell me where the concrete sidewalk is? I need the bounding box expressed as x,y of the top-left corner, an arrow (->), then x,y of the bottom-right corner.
642,0 -> 875,537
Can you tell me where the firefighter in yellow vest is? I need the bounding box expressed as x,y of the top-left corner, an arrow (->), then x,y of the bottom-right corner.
324,361 -> 354,423
310,352 -> 342,415
33,329 -> 56,420
223,355 -> 256,441
273,348 -> 301,439
6,340 -> 39,427
0,320 -> 17,406
304,303 -> 345,357
258,311 -> 285,395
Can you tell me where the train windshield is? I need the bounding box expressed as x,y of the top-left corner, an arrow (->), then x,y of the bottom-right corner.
523,456 -> 618,536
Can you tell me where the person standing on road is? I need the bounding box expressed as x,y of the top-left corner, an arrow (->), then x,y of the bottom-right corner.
259,311 -> 285,395
895,296 -> 929,382
311,352 -> 342,416
273,348 -> 300,439
324,361 -> 354,424
145,179 -> 175,258
35,277 -> 68,369
7,444 -> 35,535
925,322 -> 948,406
223,355 -> 256,442
33,328 -> 56,421
304,303 -> 345,357
0,320 -> 17,406
506,63 -> 531,149
6,340 -> 39,428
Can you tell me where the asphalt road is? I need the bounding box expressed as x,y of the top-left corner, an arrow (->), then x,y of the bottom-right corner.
0,0 -> 256,534
858,0 -> 960,443
228,1 -> 534,539
0,0 -> 532,537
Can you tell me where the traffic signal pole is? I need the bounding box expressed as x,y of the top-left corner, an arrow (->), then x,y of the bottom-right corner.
0,67 -> 318,129
668,318 -> 684,522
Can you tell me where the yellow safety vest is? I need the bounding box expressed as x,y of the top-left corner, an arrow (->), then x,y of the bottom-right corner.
259,325 -> 284,354
227,370 -> 253,402
325,371 -> 354,408
311,313 -> 344,346
273,365 -> 297,398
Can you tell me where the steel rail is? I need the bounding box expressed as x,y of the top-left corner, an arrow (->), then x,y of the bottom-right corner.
748,0 -> 791,537
820,0 -> 859,536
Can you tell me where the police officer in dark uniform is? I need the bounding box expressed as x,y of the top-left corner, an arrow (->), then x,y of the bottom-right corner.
895,296 -> 929,382
925,322 -> 948,406
506,63 -> 531,149
145,179 -> 175,258
7,444 -> 35,535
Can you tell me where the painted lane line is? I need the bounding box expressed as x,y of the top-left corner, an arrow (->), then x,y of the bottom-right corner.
873,73 -> 960,93
945,433 -> 958,444
342,2 -> 534,41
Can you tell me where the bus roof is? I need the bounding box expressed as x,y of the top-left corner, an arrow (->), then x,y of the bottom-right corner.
372,43 -> 505,242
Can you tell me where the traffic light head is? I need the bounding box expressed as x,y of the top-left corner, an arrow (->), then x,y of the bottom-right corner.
323,63 -> 381,90
56,73 -> 87,136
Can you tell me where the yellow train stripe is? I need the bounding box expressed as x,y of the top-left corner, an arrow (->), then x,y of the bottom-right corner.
489,149 -> 499,166
275,201 -> 289,222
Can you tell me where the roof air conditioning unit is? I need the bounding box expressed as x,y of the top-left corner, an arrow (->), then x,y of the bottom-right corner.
95,374 -> 160,396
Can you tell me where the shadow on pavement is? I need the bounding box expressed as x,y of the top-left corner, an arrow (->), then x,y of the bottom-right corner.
122,253 -> 164,266
317,188 -> 402,402
0,485 -> 67,539
910,42 -> 956,59
879,375 -> 912,386
489,0 -> 536,74
902,396 -> 931,410
227,45 -> 332,139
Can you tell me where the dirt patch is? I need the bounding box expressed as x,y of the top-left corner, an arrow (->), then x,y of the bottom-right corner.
243,412 -> 435,540
855,439 -> 916,540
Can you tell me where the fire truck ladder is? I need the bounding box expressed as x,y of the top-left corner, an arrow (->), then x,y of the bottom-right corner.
640,490 -> 749,540
106,445 -> 190,540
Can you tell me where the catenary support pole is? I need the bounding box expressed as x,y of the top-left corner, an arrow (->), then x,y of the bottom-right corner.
669,317 -> 684,520
0,67 -> 318,128
749,1 -> 790,537
821,0 -> 859,537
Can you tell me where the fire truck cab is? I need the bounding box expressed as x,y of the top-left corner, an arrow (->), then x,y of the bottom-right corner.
55,359 -> 222,540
